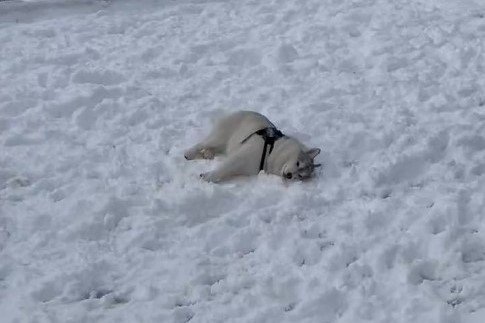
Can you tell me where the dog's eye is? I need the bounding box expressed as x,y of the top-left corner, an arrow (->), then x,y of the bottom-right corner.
285,172 -> 293,179
297,162 -> 300,167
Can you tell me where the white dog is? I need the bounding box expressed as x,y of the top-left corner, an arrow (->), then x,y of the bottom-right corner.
184,111 -> 321,183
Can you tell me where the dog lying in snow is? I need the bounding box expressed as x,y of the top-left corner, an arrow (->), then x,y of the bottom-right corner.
184,111 -> 321,183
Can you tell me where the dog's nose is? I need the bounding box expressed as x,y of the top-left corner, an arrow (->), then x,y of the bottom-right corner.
285,172 -> 293,179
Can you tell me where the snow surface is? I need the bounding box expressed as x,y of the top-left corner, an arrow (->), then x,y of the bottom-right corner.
1,0 -> 485,322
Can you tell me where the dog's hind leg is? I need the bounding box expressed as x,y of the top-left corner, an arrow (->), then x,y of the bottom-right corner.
185,112 -> 248,160
184,143 -> 215,160
184,132 -> 226,160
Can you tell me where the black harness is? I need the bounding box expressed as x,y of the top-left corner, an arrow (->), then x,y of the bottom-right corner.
242,127 -> 285,171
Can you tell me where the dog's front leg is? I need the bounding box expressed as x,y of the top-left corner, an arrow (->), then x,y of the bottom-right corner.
200,161 -> 242,183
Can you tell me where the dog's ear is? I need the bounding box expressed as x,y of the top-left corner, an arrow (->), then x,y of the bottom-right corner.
307,148 -> 321,159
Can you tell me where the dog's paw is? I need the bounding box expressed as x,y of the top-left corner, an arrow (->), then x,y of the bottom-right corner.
184,148 -> 214,160
184,150 -> 196,160
200,172 -> 220,183
200,172 -> 212,182
200,148 -> 215,160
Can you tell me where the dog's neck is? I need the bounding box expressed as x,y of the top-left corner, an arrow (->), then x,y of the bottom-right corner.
265,137 -> 297,176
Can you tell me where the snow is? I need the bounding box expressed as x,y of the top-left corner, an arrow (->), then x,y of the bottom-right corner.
1,0 -> 485,322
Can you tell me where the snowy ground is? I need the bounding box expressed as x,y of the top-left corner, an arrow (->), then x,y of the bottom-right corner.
1,0 -> 485,322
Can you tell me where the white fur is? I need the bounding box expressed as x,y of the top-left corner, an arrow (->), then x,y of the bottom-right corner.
184,111 -> 320,183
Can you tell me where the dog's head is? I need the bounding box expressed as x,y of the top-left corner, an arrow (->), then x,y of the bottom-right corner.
282,148 -> 321,181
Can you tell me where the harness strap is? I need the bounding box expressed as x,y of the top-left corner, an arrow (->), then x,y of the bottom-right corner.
242,127 -> 285,171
